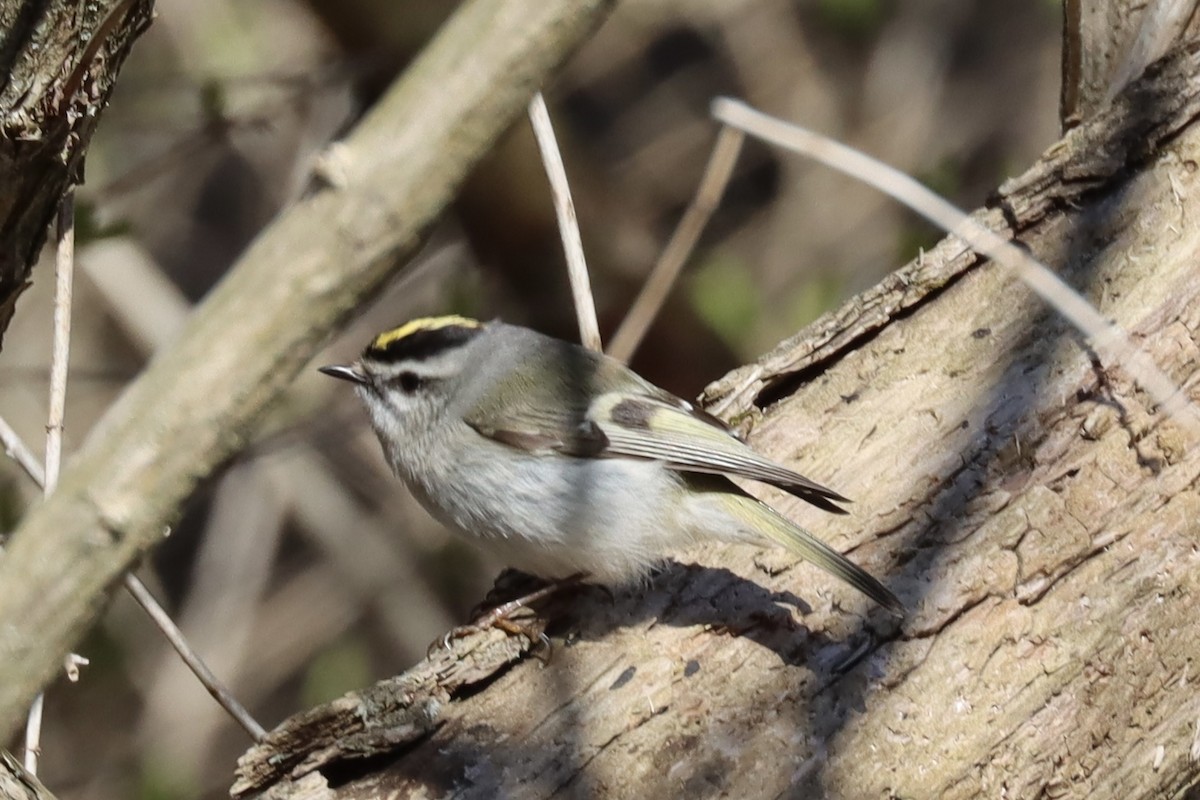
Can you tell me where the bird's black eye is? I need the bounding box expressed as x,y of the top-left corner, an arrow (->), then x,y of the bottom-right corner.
396,372 -> 423,393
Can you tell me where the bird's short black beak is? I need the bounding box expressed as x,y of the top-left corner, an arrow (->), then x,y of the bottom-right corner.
319,364 -> 369,386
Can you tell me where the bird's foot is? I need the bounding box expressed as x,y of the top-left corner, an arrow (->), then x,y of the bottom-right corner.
428,572 -> 589,658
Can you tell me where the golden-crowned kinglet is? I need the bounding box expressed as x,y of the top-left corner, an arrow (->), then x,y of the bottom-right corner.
320,316 -> 901,614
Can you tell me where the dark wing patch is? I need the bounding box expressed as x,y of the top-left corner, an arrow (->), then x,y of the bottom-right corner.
609,397 -> 655,430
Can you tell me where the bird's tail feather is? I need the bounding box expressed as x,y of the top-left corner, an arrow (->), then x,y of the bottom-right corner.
718,492 -> 903,615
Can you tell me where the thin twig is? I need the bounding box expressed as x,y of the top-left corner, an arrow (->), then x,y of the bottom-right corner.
0,416 -> 45,487
138,460 -> 281,758
711,97 -> 1200,438
20,694 -> 43,775
23,191 -> 76,774
528,92 -> 601,352
0,413 -> 269,744
61,655 -> 88,683
608,126 -> 745,363
3,273 -> 267,749
43,192 -> 74,497
124,573 -> 267,742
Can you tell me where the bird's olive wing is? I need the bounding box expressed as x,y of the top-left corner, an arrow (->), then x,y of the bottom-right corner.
459,342 -> 846,513
461,353 -> 611,456
590,392 -> 850,514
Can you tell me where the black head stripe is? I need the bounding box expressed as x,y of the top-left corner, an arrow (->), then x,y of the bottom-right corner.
364,322 -> 482,363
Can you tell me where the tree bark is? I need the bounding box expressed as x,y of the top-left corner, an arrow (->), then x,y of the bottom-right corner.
232,34 -> 1200,800
0,0 -> 154,349
1061,0 -> 1200,129
0,749 -> 57,799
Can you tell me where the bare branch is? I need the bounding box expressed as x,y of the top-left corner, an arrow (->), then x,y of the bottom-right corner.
42,192 -> 75,497
124,573 -> 267,742
0,266 -> 267,748
0,416 -> 44,488
23,191 -> 76,775
0,352 -> 268,745
236,40 -> 1200,796
529,92 -> 602,351
608,126 -> 744,363
712,96 -> 1200,437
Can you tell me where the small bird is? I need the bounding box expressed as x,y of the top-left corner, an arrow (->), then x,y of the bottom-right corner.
320,316 -> 901,615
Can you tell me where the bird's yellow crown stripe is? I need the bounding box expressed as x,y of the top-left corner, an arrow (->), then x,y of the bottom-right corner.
370,315 -> 482,350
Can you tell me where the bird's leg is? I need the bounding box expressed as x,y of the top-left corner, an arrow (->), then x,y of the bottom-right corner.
430,572 -> 590,656
472,572 -> 588,627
